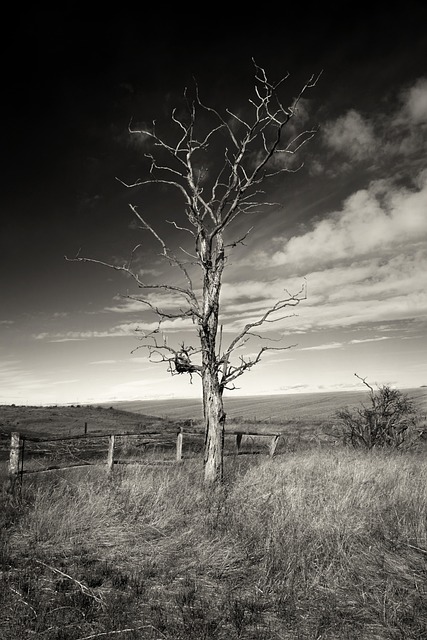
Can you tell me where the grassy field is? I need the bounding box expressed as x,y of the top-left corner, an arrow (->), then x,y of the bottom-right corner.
1,390 -> 427,639
6,387 -> 426,476
104,387 -> 427,422
0,404 -> 168,440
2,449 -> 427,639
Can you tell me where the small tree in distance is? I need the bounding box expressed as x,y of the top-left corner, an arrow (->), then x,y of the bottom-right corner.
68,61 -> 321,484
336,374 -> 419,449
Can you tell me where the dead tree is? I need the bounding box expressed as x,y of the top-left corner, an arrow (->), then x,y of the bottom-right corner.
68,61 -> 320,484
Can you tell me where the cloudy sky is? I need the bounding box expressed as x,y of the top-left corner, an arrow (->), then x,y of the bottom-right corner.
1,6 -> 427,405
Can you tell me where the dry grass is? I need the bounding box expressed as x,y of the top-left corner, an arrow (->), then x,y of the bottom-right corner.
2,447 -> 427,639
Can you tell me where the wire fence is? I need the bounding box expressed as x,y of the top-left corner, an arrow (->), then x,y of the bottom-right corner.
4,426 -> 284,495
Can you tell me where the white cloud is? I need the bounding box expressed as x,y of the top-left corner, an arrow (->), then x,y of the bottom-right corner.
349,337 -> 389,344
398,77 -> 427,125
105,290 -> 196,314
104,300 -> 148,314
269,172 -> 427,268
220,245 -> 427,334
0,359 -> 21,369
0,360 -> 49,400
322,109 -> 376,160
321,79 -> 427,170
299,342 -> 343,351
288,291 -> 427,330
33,317 -> 196,342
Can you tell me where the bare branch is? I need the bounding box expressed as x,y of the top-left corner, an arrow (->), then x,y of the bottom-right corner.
195,84 -> 240,150
65,252 -> 201,319
354,372 -> 375,394
132,335 -> 203,381
222,343 -> 297,387
128,204 -> 198,297
125,294 -> 198,322
225,226 -> 254,248
222,282 -> 306,362
166,219 -> 196,237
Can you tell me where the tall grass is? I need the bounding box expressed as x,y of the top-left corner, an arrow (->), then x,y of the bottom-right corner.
2,448 -> 427,639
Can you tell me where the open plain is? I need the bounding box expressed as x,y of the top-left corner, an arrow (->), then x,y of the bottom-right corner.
1,388 -> 427,639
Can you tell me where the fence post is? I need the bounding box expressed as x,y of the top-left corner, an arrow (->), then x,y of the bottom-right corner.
176,427 -> 183,463
20,436 -> 25,489
269,434 -> 280,457
7,432 -> 20,495
235,433 -> 243,454
84,422 -> 88,435
107,435 -> 115,472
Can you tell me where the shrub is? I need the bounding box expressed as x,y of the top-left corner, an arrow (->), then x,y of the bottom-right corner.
336,376 -> 419,449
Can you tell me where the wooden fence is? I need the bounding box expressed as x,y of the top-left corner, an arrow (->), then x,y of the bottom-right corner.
5,427 -> 283,495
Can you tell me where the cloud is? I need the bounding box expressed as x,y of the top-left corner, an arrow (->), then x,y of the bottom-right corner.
320,78 -> 427,171
0,360 -> 49,400
104,300 -> 148,314
322,109 -> 376,161
349,337 -> 389,344
398,77 -> 427,125
221,245 -> 427,335
279,384 -> 311,392
286,292 -> 427,331
33,317 -> 196,342
269,171 -> 427,268
298,337 -> 391,350
105,290 -> 195,314
0,359 -> 22,370
299,342 -> 343,351
211,229 -> 427,335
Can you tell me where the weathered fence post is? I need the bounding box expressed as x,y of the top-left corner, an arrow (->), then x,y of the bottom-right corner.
107,435 -> 115,472
269,434 -> 280,457
20,436 -> 25,488
7,432 -> 20,495
235,433 -> 243,455
176,427 -> 183,463
84,422 -> 88,435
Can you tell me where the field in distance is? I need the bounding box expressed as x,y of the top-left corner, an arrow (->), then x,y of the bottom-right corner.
1,388 -> 425,444
103,387 -> 427,423
0,404 -> 170,440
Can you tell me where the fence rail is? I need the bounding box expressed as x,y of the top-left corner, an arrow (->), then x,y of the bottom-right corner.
4,426 -> 284,495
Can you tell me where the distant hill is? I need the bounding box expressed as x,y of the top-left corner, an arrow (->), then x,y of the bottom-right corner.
1,388 -> 425,440
0,404 -> 169,439
101,388 -> 427,423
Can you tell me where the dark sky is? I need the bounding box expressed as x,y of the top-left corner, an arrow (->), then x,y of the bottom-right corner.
2,4 -> 427,403
3,6 -> 427,271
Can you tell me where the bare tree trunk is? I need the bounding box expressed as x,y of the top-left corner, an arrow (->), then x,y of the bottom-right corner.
203,366 -> 225,484
200,234 -> 225,484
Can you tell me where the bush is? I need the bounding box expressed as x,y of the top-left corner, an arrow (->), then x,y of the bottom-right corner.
336,376 -> 419,449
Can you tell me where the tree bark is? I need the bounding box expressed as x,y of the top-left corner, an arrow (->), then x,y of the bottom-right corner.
203,367 -> 225,483
200,233 -> 226,483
